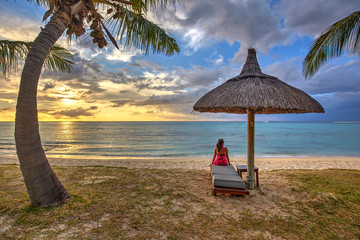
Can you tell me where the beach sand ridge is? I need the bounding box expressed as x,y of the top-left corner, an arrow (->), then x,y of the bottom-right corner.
1,156 -> 360,170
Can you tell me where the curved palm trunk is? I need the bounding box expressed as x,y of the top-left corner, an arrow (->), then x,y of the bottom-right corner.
15,9 -> 72,207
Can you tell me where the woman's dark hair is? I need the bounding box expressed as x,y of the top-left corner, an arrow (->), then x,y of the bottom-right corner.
216,139 -> 224,151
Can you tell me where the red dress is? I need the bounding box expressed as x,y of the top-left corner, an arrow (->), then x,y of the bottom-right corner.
213,154 -> 228,166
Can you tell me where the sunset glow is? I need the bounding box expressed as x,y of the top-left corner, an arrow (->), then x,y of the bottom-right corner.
1,1 -> 360,122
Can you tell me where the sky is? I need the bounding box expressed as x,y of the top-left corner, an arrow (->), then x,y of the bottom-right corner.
0,0 -> 360,121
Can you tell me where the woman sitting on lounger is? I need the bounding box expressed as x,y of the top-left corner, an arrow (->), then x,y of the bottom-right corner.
211,139 -> 230,166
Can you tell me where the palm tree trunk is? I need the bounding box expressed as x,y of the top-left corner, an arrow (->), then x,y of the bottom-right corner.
15,8 -> 72,207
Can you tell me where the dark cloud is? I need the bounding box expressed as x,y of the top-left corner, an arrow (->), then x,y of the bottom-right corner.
37,95 -> 59,101
110,100 -> 133,107
128,91 -> 203,116
49,106 -> 98,118
0,91 -> 17,100
117,90 -> 145,100
104,72 -> 130,84
0,107 -> 11,112
43,81 -> 55,91
130,95 -> 173,106
133,82 -> 174,91
66,78 -> 105,93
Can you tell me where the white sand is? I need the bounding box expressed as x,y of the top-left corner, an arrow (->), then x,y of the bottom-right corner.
1,155 -> 360,170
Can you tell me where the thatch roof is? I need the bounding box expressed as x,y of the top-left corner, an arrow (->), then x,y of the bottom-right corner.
193,48 -> 324,114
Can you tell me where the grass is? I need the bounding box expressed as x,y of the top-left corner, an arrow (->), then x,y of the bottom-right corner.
0,164 -> 359,239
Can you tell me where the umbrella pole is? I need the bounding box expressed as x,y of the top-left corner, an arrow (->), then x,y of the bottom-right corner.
246,109 -> 255,189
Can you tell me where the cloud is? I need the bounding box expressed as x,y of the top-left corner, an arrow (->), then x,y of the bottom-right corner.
37,95 -> 59,102
123,64 -> 232,93
105,47 -> 142,62
264,57 -> 360,95
67,78 -> 106,94
183,28 -> 206,51
0,11 -> 42,41
128,60 -> 168,71
110,100 -> 133,107
43,81 -> 56,91
130,93 -> 194,106
49,106 -> 98,118
41,54 -> 104,84
0,107 -> 11,112
152,0 -> 360,61
205,52 -> 225,66
0,91 -> 17,101
275,0 -> 360,37
125,91 -> 201,119
169,65 -> 232,89
107,90 -> 148,107
263,56 -> 360,118
104,72 -> 130,84
153,0 -> 288,60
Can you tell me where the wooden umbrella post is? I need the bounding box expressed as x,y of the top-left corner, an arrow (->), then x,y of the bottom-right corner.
246,109 -> 255,189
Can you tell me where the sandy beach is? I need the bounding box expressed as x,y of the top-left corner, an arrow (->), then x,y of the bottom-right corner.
1,155 -> 360,170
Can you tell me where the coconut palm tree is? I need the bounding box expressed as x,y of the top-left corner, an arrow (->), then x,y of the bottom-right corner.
303,11 -> 360,78
15,0 -> 180,207
0,40 -> 73,77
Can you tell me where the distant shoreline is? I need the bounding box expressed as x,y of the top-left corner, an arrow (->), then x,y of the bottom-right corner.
1,155 -> 360,170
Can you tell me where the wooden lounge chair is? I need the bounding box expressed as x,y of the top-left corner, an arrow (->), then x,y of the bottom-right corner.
211,164 -> 250,196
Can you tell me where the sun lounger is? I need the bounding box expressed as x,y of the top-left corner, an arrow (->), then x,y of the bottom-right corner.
211,164 -> 250,196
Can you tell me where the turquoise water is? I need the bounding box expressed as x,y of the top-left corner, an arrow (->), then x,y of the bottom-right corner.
0,121 -> 359,159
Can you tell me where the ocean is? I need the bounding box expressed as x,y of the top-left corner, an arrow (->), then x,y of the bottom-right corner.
0,121 -> 359,159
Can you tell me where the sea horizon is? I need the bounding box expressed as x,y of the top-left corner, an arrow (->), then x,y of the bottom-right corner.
1,121 -> 360,159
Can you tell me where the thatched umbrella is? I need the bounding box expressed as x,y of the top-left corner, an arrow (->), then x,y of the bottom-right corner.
193,48 -> 324,189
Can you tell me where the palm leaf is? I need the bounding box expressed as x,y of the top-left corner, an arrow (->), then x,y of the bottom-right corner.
44,45 -> 74,73
106,7 -> 180,56
303,11 -> 360,78
0,40 -> 30,76
0,40 -> 74,76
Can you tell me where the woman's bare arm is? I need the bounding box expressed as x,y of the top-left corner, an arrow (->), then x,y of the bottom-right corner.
212,149 -> 217,162
226,148 -> 230,165
210,148 -> 217,165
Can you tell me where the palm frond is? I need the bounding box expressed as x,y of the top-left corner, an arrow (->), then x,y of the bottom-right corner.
44,45 -> 74,73
107,7 -> 180,56
303,11 -> 360,78
0,40 -> 31,76
0,40 -> 74,76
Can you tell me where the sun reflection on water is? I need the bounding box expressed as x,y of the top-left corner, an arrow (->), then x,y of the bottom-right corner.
55,121 -> 78,157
